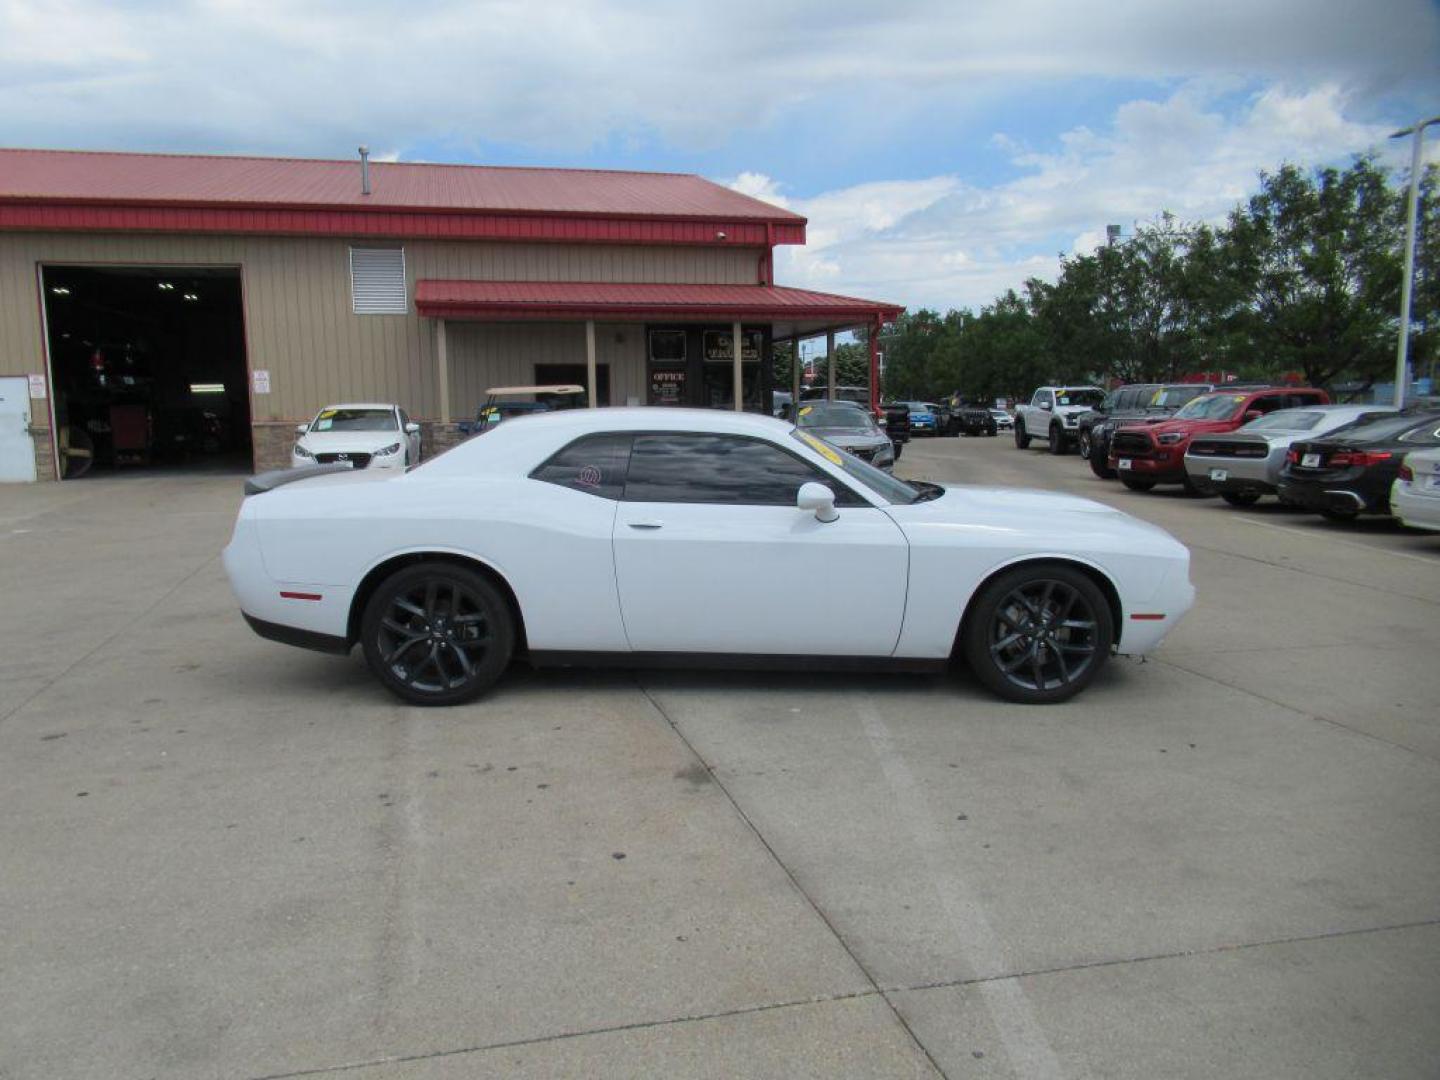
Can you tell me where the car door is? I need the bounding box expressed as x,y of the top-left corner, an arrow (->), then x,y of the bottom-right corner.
611,432 -> 909,655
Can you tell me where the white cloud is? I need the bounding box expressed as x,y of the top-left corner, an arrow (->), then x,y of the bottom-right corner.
756,82 -> 1433,312
0,1 -> 1434,155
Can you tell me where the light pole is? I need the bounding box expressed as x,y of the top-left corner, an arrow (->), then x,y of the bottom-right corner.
1390,115 -> 1440,408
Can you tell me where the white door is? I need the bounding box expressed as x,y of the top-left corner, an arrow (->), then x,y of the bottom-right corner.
611,432 -> 909,655
0,378 -> 37,483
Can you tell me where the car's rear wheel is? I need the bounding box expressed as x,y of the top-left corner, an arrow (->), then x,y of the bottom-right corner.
962,565 -> 1113,704
1048,424 -> 1068,455
361,563 -> 515,706
1221,490 -> 1262,507
1120,475 -> 1156,492
1014,421 -> 1031,449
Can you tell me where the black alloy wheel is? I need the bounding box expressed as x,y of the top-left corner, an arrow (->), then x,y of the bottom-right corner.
1078,432 -> 1092,460
1120,475 -> 1156,492
1048,424 -> 1069,455
361,563 -> 515,705
963,566 -> 1113,704
1221,490 -> 1262,507
1014,421 -> 1031,449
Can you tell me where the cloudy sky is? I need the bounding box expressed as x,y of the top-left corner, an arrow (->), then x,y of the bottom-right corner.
3,0 -> 1437,311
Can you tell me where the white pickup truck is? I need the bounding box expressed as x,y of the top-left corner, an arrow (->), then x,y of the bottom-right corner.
1013,385 -> 1108,454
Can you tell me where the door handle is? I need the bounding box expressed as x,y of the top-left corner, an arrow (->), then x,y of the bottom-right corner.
627,520 -> 664,530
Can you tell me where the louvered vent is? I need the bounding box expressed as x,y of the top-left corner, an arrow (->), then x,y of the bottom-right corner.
349,247 -> 407,314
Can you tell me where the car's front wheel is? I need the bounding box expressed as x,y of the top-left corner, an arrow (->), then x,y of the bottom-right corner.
1078,432 -> 1092,460
962,565 -> 1113,704
1014,421 -> 1031,449
361,562 -> 515,706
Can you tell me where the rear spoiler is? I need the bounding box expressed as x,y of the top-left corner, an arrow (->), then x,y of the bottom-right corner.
244,464 -> 356,496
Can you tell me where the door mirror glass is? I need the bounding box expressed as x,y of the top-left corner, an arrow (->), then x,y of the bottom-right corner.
295,423 -> 308,434
404,422 -> 421,434
797,481 -> 839,523
1243,410 -> 1263,422
1039,401 -> 1052,411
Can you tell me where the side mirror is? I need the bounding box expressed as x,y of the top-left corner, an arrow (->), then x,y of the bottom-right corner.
797,481 -> 839,523
1243,410 -> 1262,422
1039,402 -> 1052,411
295,424 -> 308,434
404,422 -> 421,434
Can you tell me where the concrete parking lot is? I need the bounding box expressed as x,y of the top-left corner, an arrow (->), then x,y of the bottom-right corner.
2,437 -> 1438,1079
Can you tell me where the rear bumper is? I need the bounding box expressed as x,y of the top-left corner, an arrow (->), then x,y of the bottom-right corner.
1111,454 -> 1186,483
242,613 -> 351,655
1184,453 -> 1278,491
1392,481 -> 1440,531
1277,480 -> 1380,514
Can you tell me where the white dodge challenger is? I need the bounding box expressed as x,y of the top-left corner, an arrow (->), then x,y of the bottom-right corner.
224,408 -> 1194,705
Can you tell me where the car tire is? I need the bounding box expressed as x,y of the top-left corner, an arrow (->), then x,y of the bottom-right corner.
1077,432 -> 1093,460
962,564 -> 1113,704
1180,474 -> 1210,498
1089,452 -> 1116,479
892,442 -> 903,461
1221,491 -> 1262,507
1120,475 -> 1156,492
1014,421 -> 1031,449
1048,424 -> 1069,455
361,562 -> 515,706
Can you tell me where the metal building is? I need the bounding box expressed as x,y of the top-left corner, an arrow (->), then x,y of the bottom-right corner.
0,148 -> 902,481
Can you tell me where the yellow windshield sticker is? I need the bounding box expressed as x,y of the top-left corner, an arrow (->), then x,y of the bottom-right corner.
317,409 -> 337,420
799,405 -> 813,416
800,431 -> 844,465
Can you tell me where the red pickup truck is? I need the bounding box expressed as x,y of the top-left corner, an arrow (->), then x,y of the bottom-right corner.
1108,386 -> 1330,492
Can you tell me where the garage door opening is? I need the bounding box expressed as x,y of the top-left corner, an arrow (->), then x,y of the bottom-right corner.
41,266 -> 250,479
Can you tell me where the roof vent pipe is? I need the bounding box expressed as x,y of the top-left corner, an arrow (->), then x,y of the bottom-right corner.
358,145 -> 371,196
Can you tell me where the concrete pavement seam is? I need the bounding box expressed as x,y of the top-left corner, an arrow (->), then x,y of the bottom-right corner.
890,916 -> 1440,997
635,680 -> 950,1080
1155,655 -> 1440,767
243,988 -> 885,1080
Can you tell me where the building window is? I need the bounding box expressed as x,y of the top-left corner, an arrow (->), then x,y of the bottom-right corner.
349,247 -> 407,314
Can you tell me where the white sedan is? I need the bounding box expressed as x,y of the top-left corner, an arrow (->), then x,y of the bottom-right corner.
291,403 -> 422,470
1393,448 -> 1440,532
226,409 -> 1194,705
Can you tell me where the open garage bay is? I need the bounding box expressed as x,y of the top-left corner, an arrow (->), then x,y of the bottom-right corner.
1,437 -> 1437,1079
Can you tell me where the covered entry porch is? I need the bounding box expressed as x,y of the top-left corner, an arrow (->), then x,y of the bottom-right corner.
415,281 -> 904,425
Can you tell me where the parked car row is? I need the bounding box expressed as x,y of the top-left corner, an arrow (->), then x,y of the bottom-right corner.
1014,379 -> 1440,531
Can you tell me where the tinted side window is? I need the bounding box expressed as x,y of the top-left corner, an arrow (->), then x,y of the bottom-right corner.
624,433 -> 864,506
531,433 -> 633,500
1399,422 -> 1440,446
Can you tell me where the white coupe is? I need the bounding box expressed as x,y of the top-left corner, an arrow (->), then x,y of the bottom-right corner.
226,409 -> 1194,705
291,403 -> 422,470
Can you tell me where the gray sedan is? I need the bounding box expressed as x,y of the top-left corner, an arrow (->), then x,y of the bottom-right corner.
1185,404 -> 1397,506
795,401 -> 895,471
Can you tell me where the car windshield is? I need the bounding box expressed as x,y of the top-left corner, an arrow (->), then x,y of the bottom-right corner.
1174,394 -> 1247,421
1335,412 -> 1440,443
790,430 -> 932,504
908,403 -> 932,413
1242,410 -> 1326,432
1153,386 -> 1209,408
1055,389 -> 1104,407
796,403 -> 877,432
990,409 -> 1008,417
310,407 -> 395,432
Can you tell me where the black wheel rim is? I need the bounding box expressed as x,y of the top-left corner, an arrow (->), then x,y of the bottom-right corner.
1079,435 -> 1091,459
988,579 -> 1100,693
377,578 -> 494,694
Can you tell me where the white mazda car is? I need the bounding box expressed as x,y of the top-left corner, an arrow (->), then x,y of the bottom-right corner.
291,403 -> 422,470
227,409 -> 1193,705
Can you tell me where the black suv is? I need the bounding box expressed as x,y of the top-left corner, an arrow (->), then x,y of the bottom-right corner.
945,396 -> 999,436
1081,383 -> 1214,478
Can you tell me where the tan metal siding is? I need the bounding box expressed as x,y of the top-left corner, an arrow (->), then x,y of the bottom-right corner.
446,322 -> 645,415
0,233 -> 757,420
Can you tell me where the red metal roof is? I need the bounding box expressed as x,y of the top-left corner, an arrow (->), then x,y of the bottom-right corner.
414,280 -> 903,323
0,148 -> 805,245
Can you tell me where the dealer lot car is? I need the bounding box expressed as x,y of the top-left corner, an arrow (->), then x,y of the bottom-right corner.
1279,410 -> 1440,522
292,403 -> 421,470
1184,404 -> 1397,506
794,400 -> 894,470
227,409 -> 1193,706
1392,447 -> 1440,532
